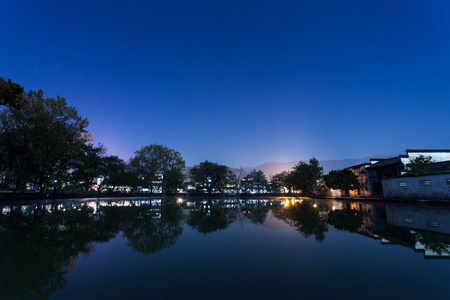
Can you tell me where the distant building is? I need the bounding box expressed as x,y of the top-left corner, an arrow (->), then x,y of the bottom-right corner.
347,163 -> 372,197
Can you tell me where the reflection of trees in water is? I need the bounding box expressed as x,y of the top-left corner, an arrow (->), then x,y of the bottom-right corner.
240,201 -> 269,225
273,201 -> 328,242
122,201 -> 183,254
327,209 -> 364,233
187,200 -> 238,234
273,201 -> 367,242
0,204 -> 117,300
0,200 -> 185,299
416,232 -> 450,255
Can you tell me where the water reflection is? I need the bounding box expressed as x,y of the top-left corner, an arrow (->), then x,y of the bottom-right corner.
273,200 -> 328,242
186,199 -> 238,234
240,199 -> 269,225
0,203 -> 116,300
327,209 -> 364,233
0,199 -> 182,299
122,201 -> 183,254
1,198 -> 449,259
0,197 -> 449,299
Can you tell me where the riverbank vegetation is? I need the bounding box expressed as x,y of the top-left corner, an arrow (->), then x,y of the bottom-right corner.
1,78 -> 357,200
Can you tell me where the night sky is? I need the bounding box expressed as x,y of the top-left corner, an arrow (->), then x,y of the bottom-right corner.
2,0 -> 449,167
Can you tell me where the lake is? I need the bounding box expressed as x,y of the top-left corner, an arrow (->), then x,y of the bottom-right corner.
1,197 -> 449,300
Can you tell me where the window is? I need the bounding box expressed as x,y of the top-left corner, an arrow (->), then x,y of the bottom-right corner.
426,221 -> 439,228
399,181 -> 407,187
404,218 -> 413,224
419,180 -> 431,186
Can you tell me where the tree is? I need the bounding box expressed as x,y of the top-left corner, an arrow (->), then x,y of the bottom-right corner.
290,158 -> 323,197
0,77 -> 27,109
164,168 -> 185,193
406,155 -> 433,176
324,169 -> 360,197
98,155 -> 128,193
0,89 -> 90,193
130,144 -> 185,193
227,167 -> 244,194
67,143 -> 105,193
189,160 -> 232,193
120,165 -> 142,193
271,171 -> 292,193
242,169 -> 267,193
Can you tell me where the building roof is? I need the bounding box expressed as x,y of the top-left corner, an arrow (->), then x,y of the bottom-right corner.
367,157 -> 402,169
428,160 -> 450,174
406,149 -> 450,153
347,162 -> 371,169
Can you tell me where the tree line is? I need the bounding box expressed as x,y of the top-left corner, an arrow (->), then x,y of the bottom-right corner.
1,78 -> 360,197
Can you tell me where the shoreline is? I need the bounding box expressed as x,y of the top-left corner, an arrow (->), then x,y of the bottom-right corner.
1,192 -> 449,205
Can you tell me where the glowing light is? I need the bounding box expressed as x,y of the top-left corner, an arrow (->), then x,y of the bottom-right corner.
177,198 -> 183,204
313,204 -> 317,208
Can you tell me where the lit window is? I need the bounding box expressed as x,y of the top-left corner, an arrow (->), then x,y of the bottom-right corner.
404,218 -> 413,224
419,180 -> 431,186
399,182 -> 407,187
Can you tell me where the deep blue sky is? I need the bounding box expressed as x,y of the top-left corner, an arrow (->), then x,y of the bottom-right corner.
1,0 -> 449,167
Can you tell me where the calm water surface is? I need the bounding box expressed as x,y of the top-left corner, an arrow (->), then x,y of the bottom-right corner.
1,197 -> 449,300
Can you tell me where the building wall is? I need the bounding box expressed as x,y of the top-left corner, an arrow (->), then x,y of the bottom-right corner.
348,164 -> 372,197
382,174 -> 450,199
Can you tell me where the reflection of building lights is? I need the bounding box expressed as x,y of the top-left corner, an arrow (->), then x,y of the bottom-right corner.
177,198 -> 183,203
313,204 -> 317,208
